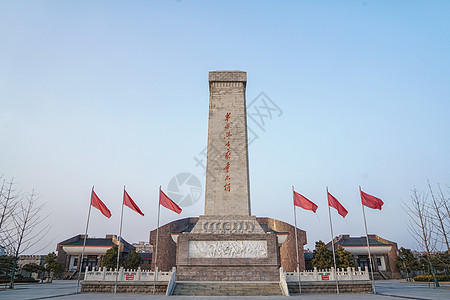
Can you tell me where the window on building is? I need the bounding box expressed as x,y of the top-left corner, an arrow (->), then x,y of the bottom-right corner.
377,258 -> 382,266
69,256 -> 79,270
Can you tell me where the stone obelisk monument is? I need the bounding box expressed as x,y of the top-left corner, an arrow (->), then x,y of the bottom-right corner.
175,71 -> 280,281
204,70 -> 251,216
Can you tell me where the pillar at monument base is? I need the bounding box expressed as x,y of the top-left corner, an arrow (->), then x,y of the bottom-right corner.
175,230 -> 280,281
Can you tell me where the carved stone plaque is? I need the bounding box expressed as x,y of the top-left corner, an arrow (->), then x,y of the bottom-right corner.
190,216 -> 265,234
188,240 -> 268,258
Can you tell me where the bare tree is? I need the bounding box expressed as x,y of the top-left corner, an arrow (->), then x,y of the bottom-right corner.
427,180 -> 449,253
403,188 -> 439,287
437,184 -> 450,241
6,190 -> 51,288
0,177 -> 21,254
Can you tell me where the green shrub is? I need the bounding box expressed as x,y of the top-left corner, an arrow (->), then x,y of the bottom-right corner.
0,278 -> 39,283
413,274 -> 450,282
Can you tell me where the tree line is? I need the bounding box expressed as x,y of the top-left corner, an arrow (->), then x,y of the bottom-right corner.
310,240 -> 355,269
396,247 -> 449,274
99,245 -> 141,270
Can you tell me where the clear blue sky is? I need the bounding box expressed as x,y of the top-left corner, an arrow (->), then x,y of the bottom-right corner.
1,0 -> 449,254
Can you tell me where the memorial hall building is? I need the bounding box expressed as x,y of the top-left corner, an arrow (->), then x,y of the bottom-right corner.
326,234 -> 401,279
56,234 -> 134,279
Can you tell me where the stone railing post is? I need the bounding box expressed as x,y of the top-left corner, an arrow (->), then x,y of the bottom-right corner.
138,267 -> 141,281
348,267 -> 353,281
155,266 -> 158,281
84,266 -> 89,280
119,267 -> 124,281
279,267 -> 289,296
166,267 -> 177,296
330,267 -> 335,280
102,267 -> 106,280
313,267 -> 318,281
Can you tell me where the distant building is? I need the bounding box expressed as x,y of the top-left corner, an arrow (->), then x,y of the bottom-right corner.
18,255 -> 45,268
327,234 -> 401,279
56,234 -> 134,279
138,252 -> 152,270
132,241 -> 153,253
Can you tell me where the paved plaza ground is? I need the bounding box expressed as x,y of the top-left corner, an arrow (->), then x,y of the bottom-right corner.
0,280 -> 449,300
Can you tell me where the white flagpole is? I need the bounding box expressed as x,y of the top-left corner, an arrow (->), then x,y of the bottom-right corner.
327,187 -> 339,294
114,186 -> 125,294
153,186 -> 161,294
292,186 -> 302,294
76,186 -> 93,294
360,186 -> 376,294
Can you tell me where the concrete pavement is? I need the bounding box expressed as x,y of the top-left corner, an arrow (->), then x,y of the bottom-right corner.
0,280 -> 449,300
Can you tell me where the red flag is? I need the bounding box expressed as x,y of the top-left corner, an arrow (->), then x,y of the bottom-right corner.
361,189 -> 384,210
293,191 -> 318,213
327,191 -> 348,218
124,189 -> 144,216
160,189 -> 182,214
91,190 -> 112,218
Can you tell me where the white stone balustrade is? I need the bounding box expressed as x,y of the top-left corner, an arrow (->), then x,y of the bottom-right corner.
285,267 -> 369,282
279,267 -> 290,296
83,266 -> 173,282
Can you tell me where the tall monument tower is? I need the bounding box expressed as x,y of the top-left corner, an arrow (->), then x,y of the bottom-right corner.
205,71 -> 251,216
175,71 -> 280,282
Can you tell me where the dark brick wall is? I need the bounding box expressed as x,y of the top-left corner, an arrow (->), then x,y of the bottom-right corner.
258,217 -> 307,272
149,217 -> 307,272
149,218 -> 198,271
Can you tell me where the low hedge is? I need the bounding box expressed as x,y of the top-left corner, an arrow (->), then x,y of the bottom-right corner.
0,278 -> 39,284
413,274 -> 450,282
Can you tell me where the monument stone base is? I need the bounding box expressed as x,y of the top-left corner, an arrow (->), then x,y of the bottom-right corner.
175,216 -> 281,281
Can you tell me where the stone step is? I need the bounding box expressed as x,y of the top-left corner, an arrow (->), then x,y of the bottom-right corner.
373,271 -> 388,280
172,282 -> 283,296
